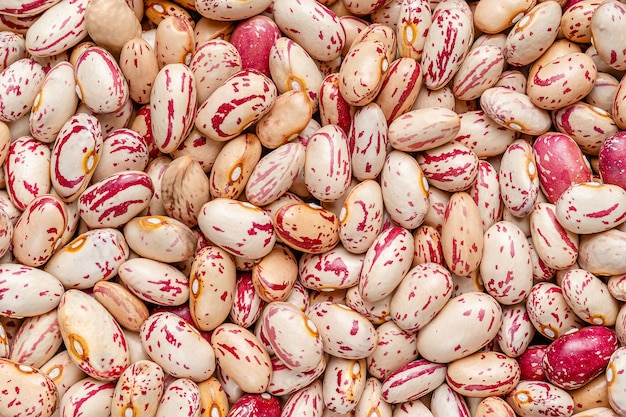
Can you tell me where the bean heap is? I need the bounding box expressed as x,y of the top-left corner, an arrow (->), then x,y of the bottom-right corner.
2,0 -> 626,415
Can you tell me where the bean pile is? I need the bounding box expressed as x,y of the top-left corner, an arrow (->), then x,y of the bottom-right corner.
2,0 -> 626,415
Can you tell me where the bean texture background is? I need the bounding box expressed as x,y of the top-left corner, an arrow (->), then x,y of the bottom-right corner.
3,0 -> 626,416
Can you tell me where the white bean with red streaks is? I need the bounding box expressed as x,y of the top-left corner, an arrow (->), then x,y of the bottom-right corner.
416,291 -> 503,364
349,102 -> 388,181
77,170 -> 154,229
499,139 -> 540,217
1,359 -> 58,417
441,191 -> 483,277
267,355 -> 326,397
526,282 -> 584,341
305,301 -> 378,360
188,245 -> 236,331
281,379 -> 324,417
430,382 -> 471,417
323,356 -> 367,414
417,141 -> 479,193
272,0 -> 345,62
530,202 -> 579,271
0,264 -> 64,318
29,61 -> 78,143
506,380 -> 574,417
298,245 -> 364,291
155,378 -> 201,417
140,311 -> 215,382
245,142 -> 305,207
58,289 -> 129,381
263,301 -> 323,373
150,63 -> 197,152
24,0 -> 89,57
339,39 -> 389,107
40,351 -> 86,401
391,262 -> 452,332
496,303 -> 536,358
11,194 -> 67,267
381,358 -> 447,404
381,150 -> 429,229
44,228 -> 129,289
339,179 -> 384,254
210,322 -> 272,394
503,1 -> 562,67
421,5 -> 473,90
396,0 -> 430,60
49,113 -> 102,202
480,87 -> 552,135
366,321 -> 418,381
4,135 -> 51,211
358,226 -> 414,303
110,360 -> 164,417
591,1 -> 626,71
388,107 -> 460,152
118,257 -> 190,307
561,268 -> 620,326
446,351 -> 521,397
304,124 -> 351,202
8,310 -> 61,369
481,221 -> 533,305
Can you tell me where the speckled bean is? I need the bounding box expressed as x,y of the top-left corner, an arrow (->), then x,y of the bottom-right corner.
110,360 -> 164,417
140,311 -> 215,381
11,194 -> 67,267
366,320 -> 418,381
417,141 -> 479,192
273,202 -> 340,254
211,322 -> 272,393
306,301 -> 377,359
497,303 -> 536,358
92,281 -> 149,332
4,135 -> 51,211
417,290 -> 502,363
506,380 -> 574,417
390,262 -> 452,332
323,356 -> 367,413
480,87 -> 551,135
150,63 -> 197,152
526,282 -> 584,340
446,351 -> 521,397
268,37 -> 324,107
503,1 -> 562,67
304,124 -> 351,202
440,192 -> 484,276
245,142 -> 305,206
155,378 -> 201,417
298,245 -> 364,291
0,358 -> 58,417
9,310 -> 62,368
50,113 -> 102,202
44,228 -> 129,289
339,39 -> 389,106
57,289 -> 129,381
118,257 -> 189,306
381,358 -> 447,404
381,150 -> 429,229
481,221 -> 533,305
560,269 -> 619,326
421,5 -> 473,90
591,1 -> 626,71
555,182 -> 626,234
78,170 -> 153,228
0,264 -> 64,317
388,107 -> 460,153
